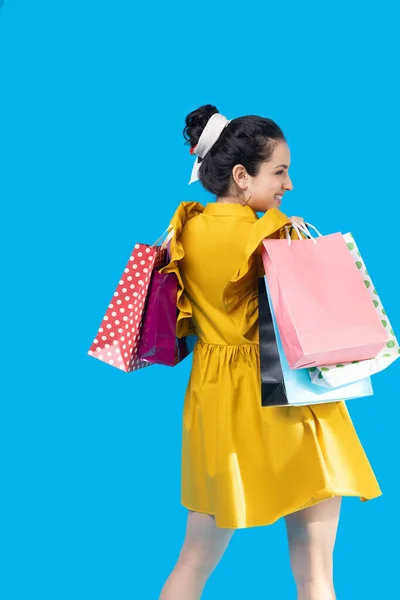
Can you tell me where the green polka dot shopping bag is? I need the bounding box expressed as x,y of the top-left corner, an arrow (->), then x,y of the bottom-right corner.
304,228 -> 399,388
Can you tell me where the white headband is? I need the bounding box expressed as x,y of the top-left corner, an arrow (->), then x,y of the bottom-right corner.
188,113 -> 231,184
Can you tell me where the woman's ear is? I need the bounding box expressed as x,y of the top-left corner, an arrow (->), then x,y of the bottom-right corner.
231,164 -> 248,189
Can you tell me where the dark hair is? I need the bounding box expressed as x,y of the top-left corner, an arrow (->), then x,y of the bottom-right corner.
183,104 -> 287,197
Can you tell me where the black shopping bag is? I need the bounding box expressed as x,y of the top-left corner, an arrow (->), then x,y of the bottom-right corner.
258,277 -> 288,407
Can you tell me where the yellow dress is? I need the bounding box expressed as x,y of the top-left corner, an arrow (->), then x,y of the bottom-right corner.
160,201 -> 382,529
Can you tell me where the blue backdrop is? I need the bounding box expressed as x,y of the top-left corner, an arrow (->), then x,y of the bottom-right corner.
1,1 -> 399,598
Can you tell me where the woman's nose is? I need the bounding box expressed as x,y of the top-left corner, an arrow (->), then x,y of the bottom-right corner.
284,176 -> 293,191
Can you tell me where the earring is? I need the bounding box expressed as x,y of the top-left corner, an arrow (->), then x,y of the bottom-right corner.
238,185 -> 252,206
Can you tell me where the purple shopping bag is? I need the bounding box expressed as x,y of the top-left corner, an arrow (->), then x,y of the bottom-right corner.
138,267 -> 191,366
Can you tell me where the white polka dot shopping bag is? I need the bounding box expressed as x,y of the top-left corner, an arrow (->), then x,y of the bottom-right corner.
87,230 -> 173,372
304,228 -> 400,388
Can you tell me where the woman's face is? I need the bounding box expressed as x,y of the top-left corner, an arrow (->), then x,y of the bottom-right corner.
241,140 -> 293,213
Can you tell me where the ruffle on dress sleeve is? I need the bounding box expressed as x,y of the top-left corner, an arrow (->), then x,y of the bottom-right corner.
159,201 -> 204,338
222,208 -> 294,318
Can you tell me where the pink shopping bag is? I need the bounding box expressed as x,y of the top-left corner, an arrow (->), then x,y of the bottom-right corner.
261,229 -> 388,369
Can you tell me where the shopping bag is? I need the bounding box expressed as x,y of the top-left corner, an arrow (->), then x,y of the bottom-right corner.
259,277 -> 374,407
261,223 -> 388,369
138,269 -> 194,366
88,230 -> 197,371
87,240 -> 165,372
308,231 -> 399,387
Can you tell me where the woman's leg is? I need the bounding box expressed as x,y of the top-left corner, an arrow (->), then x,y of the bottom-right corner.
159,510 -> 235,600
284,496 -> 342,600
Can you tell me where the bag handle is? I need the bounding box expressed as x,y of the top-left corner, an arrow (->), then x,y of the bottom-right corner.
285,220 -> 323,246
151,226 -> 174,249
285,221 -> 317,246
296,221 -> 323,239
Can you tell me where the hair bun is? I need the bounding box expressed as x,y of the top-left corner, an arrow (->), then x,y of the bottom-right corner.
183,104 -> 219,151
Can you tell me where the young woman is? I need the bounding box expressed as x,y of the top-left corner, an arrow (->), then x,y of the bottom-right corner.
158,105 -> 382,600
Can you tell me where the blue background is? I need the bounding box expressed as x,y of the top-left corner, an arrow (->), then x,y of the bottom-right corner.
1,1 -> 399,598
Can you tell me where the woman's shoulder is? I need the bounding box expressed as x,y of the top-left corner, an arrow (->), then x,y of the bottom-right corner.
165,203 -> 292,245
245,208 -> 292,252
167,201 -> 205,231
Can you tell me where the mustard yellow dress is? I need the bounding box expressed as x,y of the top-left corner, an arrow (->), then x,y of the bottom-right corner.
160,201 -> 382,529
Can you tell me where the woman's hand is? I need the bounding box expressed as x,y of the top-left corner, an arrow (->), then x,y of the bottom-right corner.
289,216 -> 305,227
289,216 -> 307,239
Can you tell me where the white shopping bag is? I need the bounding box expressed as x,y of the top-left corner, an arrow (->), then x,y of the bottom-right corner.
302,228 -> 399,388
